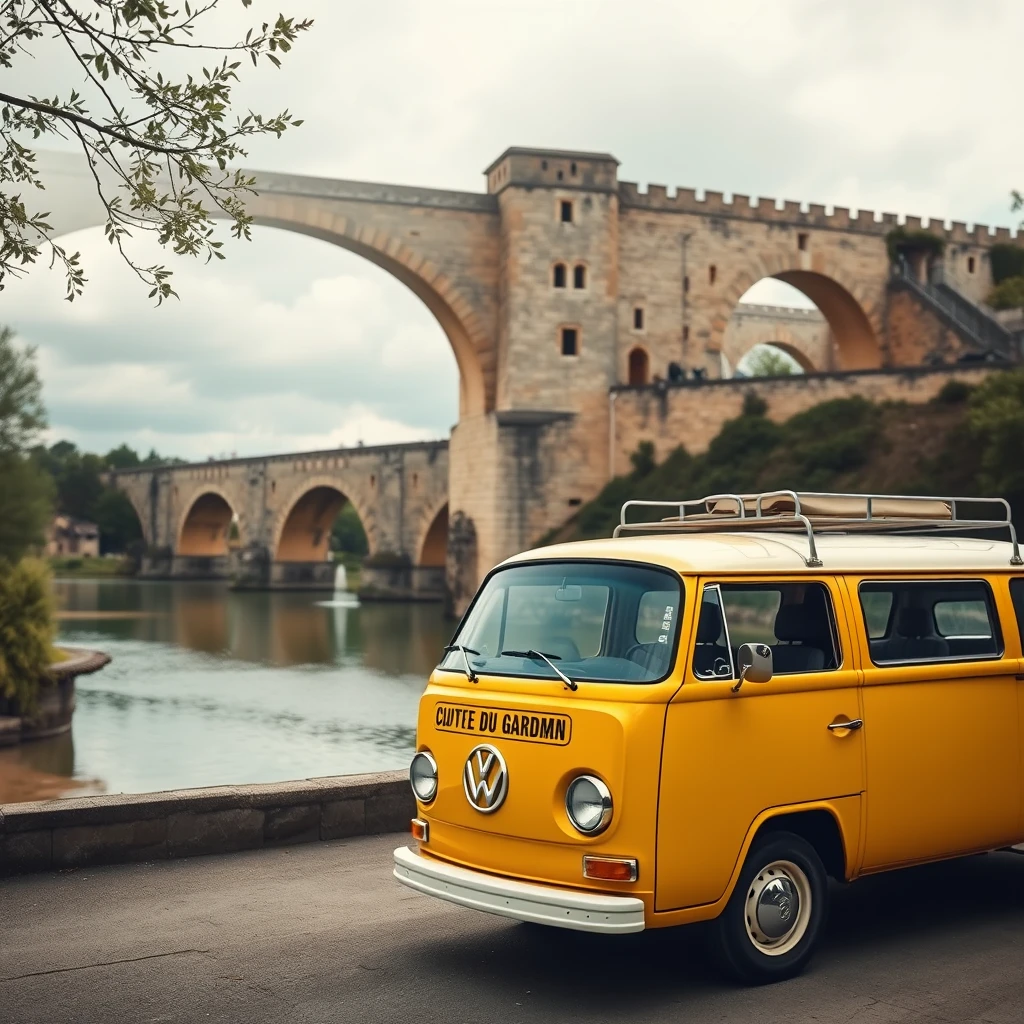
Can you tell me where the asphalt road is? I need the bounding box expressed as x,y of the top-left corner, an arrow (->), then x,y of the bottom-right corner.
3,835 -> 1024,1023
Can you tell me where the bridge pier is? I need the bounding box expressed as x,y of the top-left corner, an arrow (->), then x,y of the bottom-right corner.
226,546 -> 446,601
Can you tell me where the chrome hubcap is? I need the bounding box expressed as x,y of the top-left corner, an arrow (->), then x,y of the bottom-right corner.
743,859 -> 812,956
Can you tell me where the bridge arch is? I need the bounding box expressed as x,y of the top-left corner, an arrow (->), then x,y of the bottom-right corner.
729,324 -> 818,375
417,501 -> 449,568
178,488 -> 236,557
240,195 -> 490,417
272,477 -> 376,563
713,256 -> 883,371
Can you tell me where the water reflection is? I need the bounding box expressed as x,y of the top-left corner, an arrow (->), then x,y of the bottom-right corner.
2,580 -> 450,802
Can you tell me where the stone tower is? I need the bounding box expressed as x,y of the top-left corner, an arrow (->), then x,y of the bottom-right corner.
447,149 -> 622,585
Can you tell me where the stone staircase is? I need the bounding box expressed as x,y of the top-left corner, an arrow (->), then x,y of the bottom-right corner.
889,261 -> 1021,361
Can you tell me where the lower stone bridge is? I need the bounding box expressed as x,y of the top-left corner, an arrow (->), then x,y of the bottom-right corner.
112,440 -> 449,599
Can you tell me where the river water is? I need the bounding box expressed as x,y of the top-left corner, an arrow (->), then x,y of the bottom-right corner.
1,579 -> 449,802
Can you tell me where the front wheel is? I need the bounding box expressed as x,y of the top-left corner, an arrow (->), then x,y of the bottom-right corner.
709,831 -> 828,985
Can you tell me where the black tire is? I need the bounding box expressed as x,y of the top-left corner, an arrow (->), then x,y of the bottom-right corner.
709,831 -> 828,985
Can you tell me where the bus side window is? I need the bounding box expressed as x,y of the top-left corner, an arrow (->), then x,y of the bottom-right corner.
1009,579 -> 1024,651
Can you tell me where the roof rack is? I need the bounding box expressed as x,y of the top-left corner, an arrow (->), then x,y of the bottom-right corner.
614,490 -> 1023,568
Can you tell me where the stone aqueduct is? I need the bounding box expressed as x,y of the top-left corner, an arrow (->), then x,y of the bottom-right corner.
112,441 -> 449,597
42,147 -> 1020,608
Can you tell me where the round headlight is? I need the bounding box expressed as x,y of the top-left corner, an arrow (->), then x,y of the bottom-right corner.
565,775 -> 613,835
410,750 -> 438,802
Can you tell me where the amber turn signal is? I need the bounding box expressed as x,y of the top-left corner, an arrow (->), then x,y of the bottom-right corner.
410,818 -> 429,843
583,855 -> 638,882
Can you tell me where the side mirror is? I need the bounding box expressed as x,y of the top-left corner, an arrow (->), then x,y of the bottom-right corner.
732,643 -> 773,693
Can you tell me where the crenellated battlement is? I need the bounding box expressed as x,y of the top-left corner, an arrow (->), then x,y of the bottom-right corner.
618,181 -> 1021,246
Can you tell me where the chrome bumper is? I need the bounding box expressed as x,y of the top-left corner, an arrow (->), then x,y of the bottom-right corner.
393,845 -> 645,935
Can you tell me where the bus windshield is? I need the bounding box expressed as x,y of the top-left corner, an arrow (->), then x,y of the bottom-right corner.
439,561 -> 683,685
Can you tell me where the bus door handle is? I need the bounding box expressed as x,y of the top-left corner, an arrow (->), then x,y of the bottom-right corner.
827,718 -> 863,732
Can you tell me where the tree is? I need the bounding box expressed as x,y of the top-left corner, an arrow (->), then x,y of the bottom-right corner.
1,1 -> 313,303
968,369 -> 1024,518
0,327 -> 52,561
93,487 -> 142,552
330,502 -> 368,557
741,345 -> 800,378
104,442 -> 141,469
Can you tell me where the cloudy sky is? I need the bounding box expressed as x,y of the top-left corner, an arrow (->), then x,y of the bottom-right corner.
3,0 -> 1023,460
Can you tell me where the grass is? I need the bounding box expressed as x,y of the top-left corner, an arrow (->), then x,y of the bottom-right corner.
48,555 -> 133,578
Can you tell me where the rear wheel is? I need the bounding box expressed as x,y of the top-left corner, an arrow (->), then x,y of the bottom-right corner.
709,831 -> 828,984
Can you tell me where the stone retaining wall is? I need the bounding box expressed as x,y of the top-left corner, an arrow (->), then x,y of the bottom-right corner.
0,770 -> 414,876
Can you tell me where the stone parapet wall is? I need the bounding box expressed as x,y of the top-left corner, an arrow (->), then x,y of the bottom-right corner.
0,771 -> 415,876
611,365 -> 999,471
618,181 -> 1023,246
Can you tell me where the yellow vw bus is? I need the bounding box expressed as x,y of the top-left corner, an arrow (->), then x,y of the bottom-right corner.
393,491 -> 1024,983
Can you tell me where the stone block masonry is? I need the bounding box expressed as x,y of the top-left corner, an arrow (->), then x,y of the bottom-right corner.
0,771 -> 415,875
47,145 -> 1023,613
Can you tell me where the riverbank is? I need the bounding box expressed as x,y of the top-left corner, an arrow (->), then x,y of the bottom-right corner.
4,579 -> 443,802
49,555 -> 133,578
0,770 -> 413,874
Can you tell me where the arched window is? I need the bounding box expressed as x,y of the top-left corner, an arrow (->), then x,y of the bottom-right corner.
628,347 -> 649,386
553,263 -> 567,288
573,264 -> 587,289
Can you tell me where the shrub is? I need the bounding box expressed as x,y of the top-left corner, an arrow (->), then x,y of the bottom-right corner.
967,368 -> 1024,517
885,227 -> 945,264
988,244 -> 1024,285
986,275 -> 1024,310
629,441 -> 656,479
742,391 -> 768,418
0,558 -> 56,713
934,379 -> 974,405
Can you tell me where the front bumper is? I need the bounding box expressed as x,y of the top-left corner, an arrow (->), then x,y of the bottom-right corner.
393,845 -> 645,935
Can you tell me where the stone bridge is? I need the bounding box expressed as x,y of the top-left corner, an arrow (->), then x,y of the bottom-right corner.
112,440 -> 448,598
40,146 -> 1021,610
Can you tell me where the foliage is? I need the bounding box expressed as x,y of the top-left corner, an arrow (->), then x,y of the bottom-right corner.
629,440 -> 656,478
933,379 -> 974,405
988,243 -> 1024,285
93,487 -> 143,551
0,557 -> 56,712
31,439 -> 172,553
0,325 -> 46,451
884,227 -> 945,265
566,395 -> 884,540
967,370 -> 1024,518
0,327 -> 52,559
741,346 -> 799,377
986,275 -> 1024,310
0,451 -> 54,562
330,502 -> 369,557
1,1 -> 313,302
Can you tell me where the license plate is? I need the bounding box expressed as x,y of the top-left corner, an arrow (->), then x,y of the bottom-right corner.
434,702 -> 572,746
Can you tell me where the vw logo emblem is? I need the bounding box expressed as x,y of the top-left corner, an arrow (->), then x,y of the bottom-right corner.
463,744 -> 508,814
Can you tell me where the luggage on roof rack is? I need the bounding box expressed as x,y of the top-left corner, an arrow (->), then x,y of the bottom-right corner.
613,489 -> 1023,568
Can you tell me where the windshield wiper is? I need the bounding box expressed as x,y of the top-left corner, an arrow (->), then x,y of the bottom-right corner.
442,644 -> 479,683
500,649 -> 578,691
